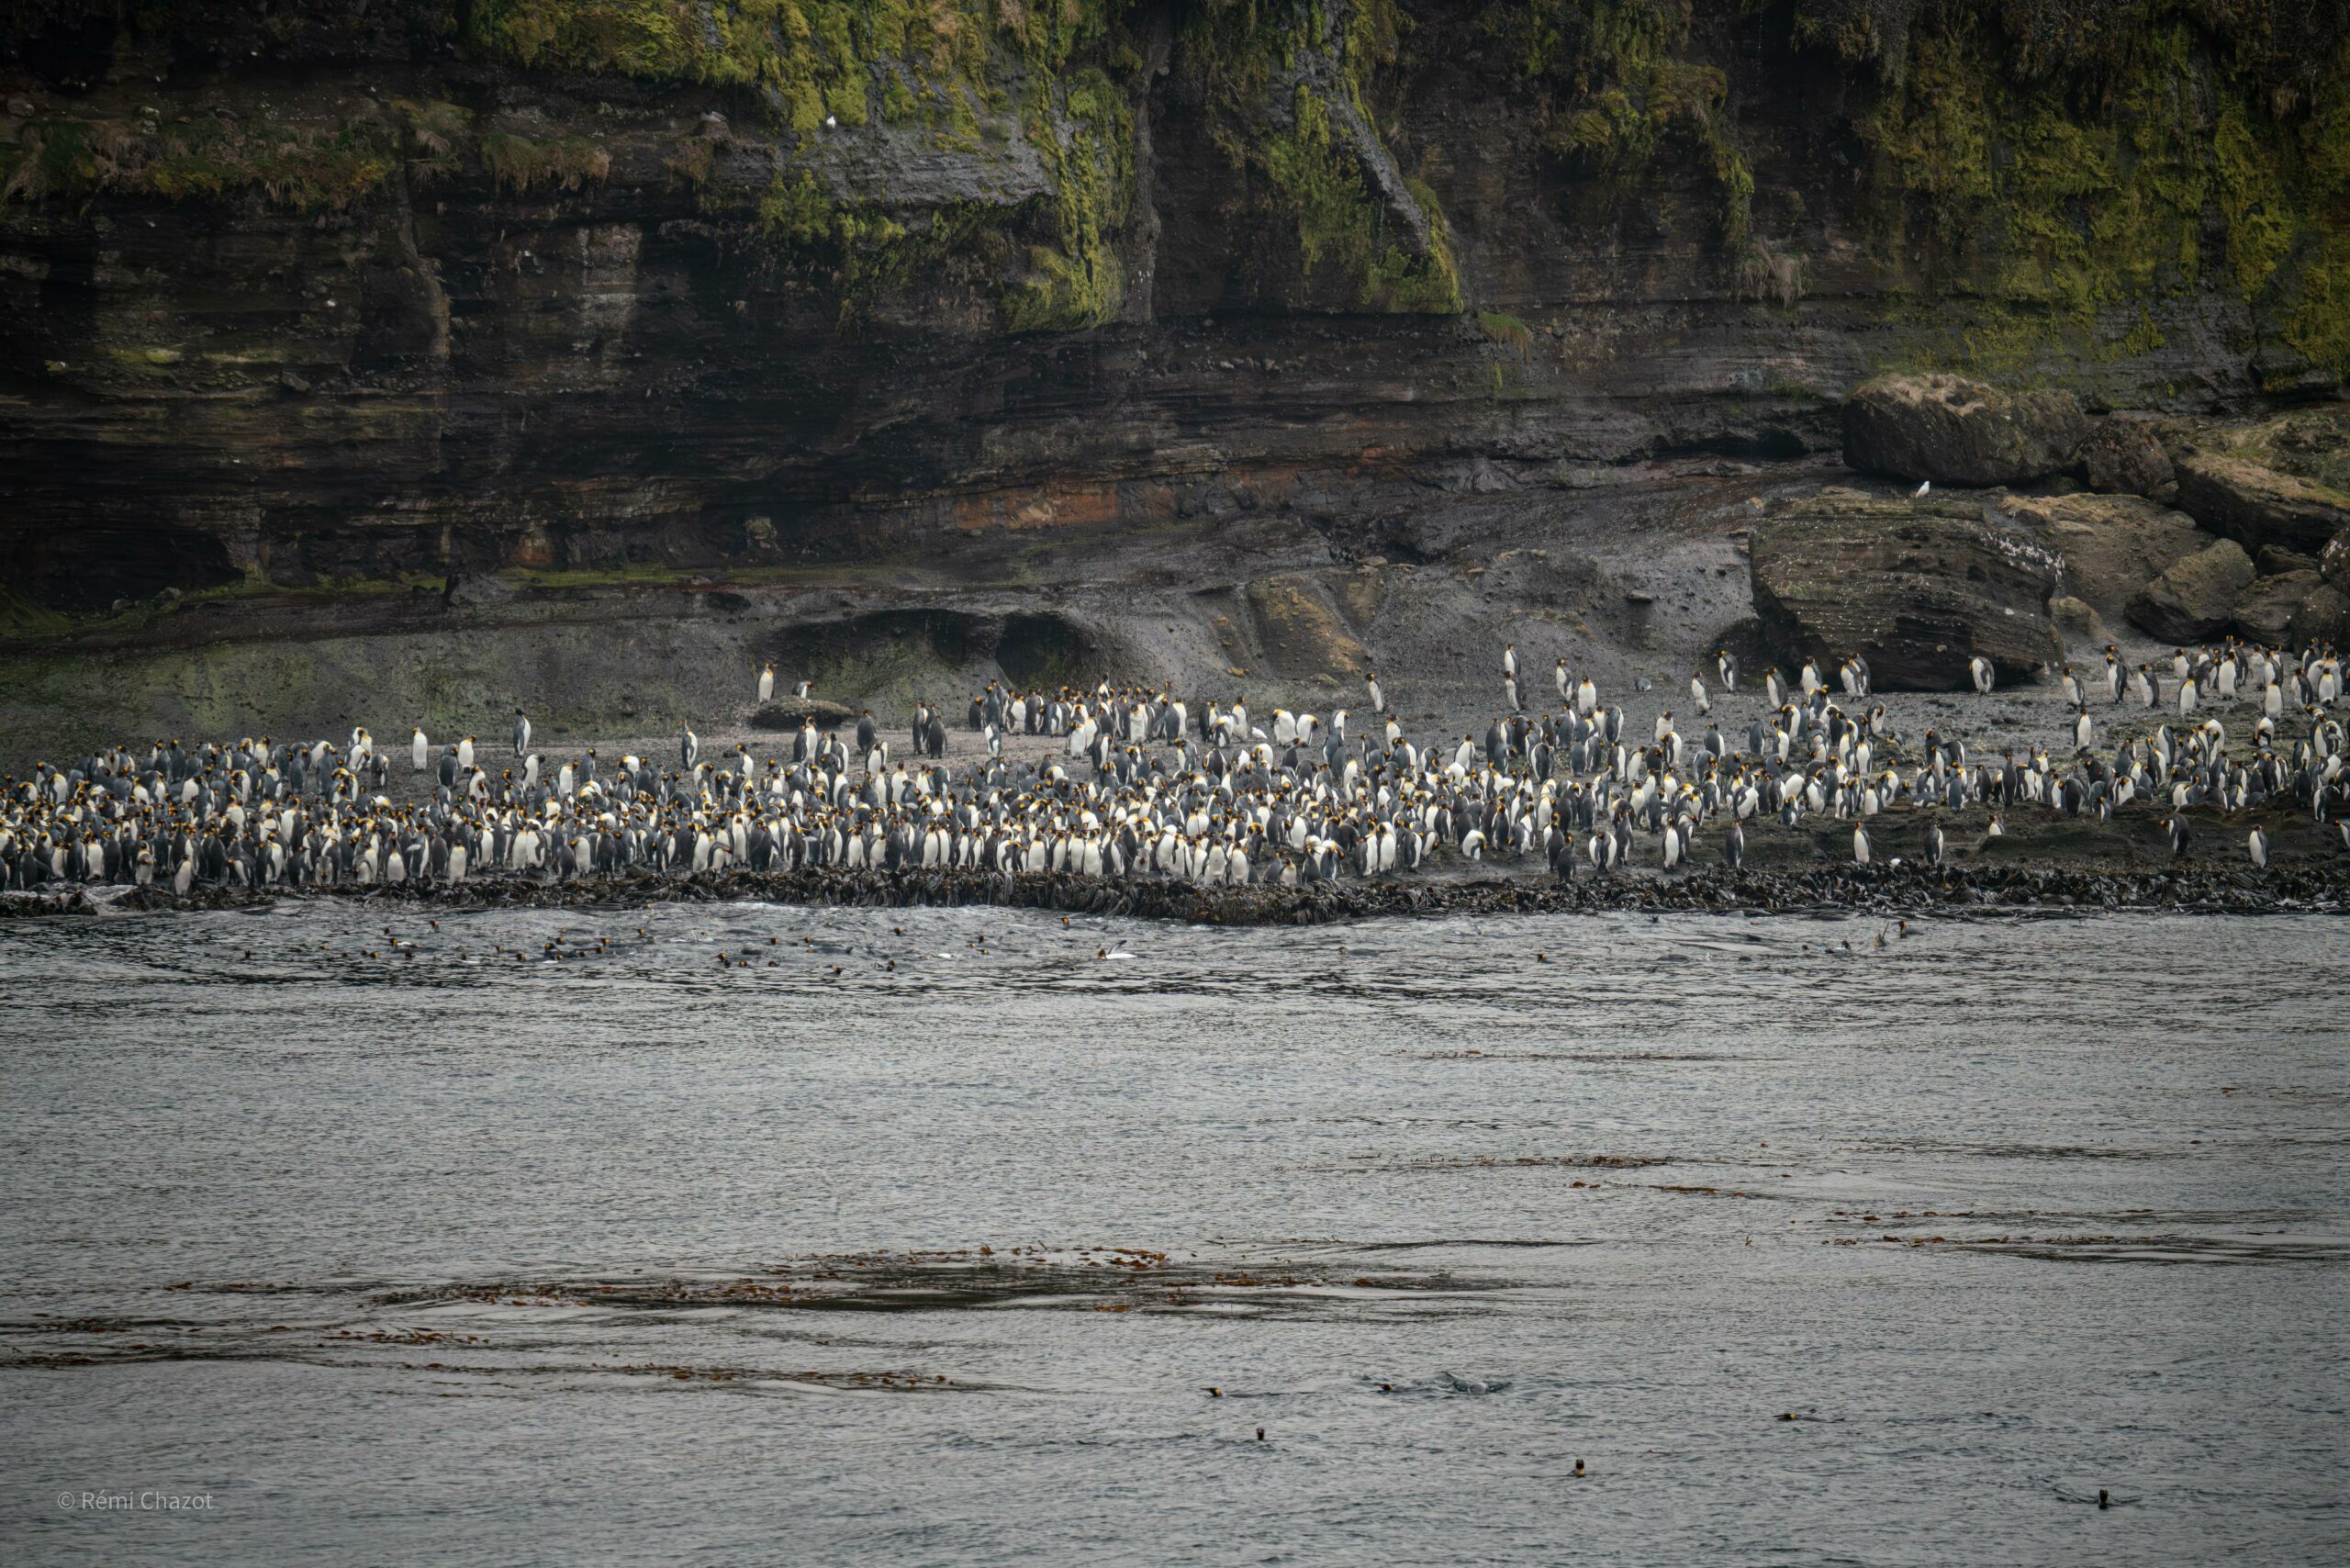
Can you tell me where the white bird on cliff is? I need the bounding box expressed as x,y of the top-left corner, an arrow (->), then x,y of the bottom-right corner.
758,664 -> 776,703
1913,480 -> 1931,498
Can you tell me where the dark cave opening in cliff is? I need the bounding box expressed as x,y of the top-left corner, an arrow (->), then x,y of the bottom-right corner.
758,609 -> 1100,691
993,612 -> 1097,687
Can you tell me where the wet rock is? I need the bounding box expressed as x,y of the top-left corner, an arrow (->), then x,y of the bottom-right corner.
2232,570 -> 2328,641
1749,488 -> 2063,689
2127,539 -> 2255,642
1999,492 -> 2205,622
26,853 -> 2343,926
2076,417 -> 2177,500
2174,449 -> 2350,555
1841,374 -> 2088,487
2048,595 -> 2109,652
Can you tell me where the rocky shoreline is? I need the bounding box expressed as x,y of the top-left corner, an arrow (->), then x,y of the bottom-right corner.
7,861 -> 2344,925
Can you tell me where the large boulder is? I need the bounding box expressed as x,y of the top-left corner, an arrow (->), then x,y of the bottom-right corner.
1998,493 -> 2206,622
2232,570 -> 2328,642
1749,488 -> 2063,689
2077,418 -> 2177,501
2290,584 -> 2348,647
1842,374 -> 2090,487
2049,595 -> 2110,653
2172,407 -> 2350,554
2126,539 -> 2255,642
2174,451 -> 2350,554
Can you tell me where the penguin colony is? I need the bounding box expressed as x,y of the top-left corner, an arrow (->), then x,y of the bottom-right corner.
3,639 -> 2344,895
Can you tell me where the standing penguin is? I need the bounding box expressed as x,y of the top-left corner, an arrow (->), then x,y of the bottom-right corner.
1852,823 -> 1872,865
1503,643 -> 1517,679
1367,670 -> 1384,714
2073,708 -> 2094,752
2247,825 -> 2268,869
410,727 -> 429,772
1718,649 -> 1738,690
1504,671 -> 1522,712
1925,820 -> 1945,867
758,664 -> 776,704
512,708 -> 532,757
679,728 -> 699,768
1969,655 -> 1995,694
2164,814 -> 2190,857
1724,820 -> 1745,871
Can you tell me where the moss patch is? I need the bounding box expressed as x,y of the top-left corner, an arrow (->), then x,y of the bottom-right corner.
1189,0 -> 1462,313
1,114 -> 397,211
1848,13 -> 2349,378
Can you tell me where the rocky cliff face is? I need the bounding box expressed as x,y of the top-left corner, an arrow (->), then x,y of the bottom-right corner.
1,2 -> 2344,745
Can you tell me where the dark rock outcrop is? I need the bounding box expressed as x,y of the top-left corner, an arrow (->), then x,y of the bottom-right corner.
1999,493 -> 2206,622
2232,570 -> 2329,642
2077,418 -> 2177,501
2324,527 -> 2350,587
748,699 -> 857,732
2291,584 -> 2349,645
2128,540 -> 2256,642
1841,375 -> 2089,487
1749,488 -> 2062,689
2255,545 -> 2321,576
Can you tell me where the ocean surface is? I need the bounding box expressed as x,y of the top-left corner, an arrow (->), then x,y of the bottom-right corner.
2,902 -> 2344,1566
